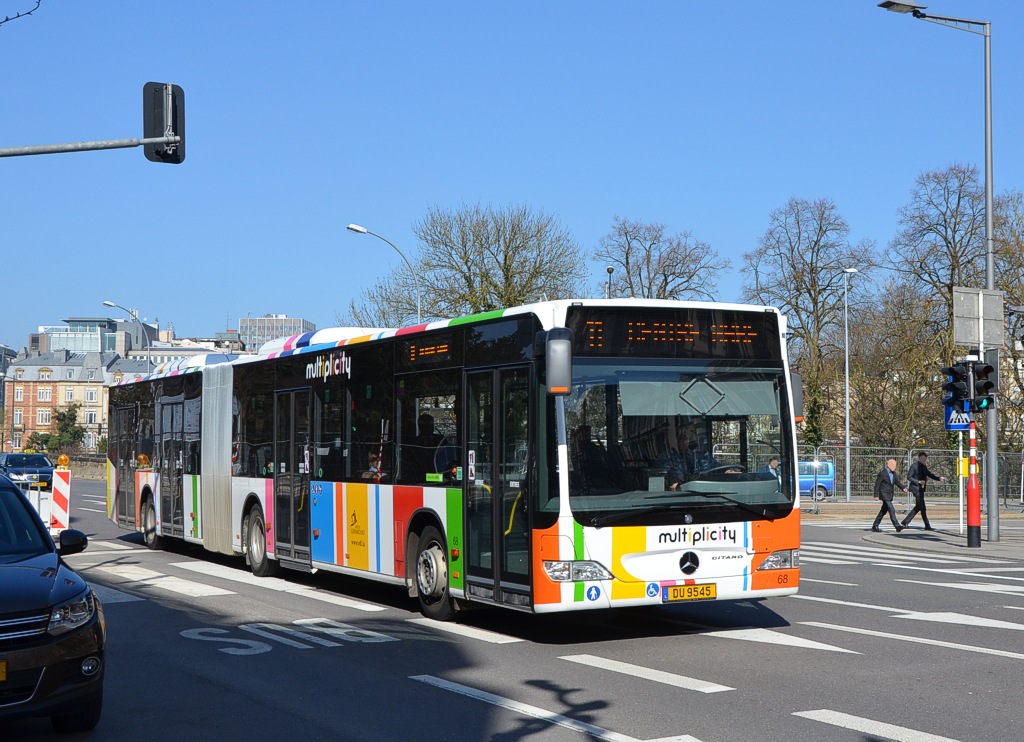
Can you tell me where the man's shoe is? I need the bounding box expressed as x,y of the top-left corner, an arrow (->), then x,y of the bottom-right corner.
900,521 -> 909,528
870,526 -> 881,532
924,526 -> 935,531
895,525 -> 904,532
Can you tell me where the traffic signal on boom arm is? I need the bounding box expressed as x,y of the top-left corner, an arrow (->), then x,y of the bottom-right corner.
941,362 -> 970,411
971,360 -> 996,411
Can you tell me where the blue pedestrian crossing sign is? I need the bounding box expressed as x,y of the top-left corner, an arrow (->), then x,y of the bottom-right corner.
945,406 -> 972,431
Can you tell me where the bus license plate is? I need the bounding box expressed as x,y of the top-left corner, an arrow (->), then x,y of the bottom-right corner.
664,584 -> 716,602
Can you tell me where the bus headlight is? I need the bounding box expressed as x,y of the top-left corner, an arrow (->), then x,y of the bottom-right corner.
757,549 -> 799,570
543,560 -> 614,582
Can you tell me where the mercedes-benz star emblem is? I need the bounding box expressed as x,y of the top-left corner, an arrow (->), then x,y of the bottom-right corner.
679,551 -> 699,575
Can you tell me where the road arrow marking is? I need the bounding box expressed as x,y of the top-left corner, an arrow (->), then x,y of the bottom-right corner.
794,709 -> 960,741
800,622 -> 1024,660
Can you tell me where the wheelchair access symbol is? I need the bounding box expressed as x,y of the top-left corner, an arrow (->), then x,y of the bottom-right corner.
586,586 -> 601,601
646,583 -> 660,599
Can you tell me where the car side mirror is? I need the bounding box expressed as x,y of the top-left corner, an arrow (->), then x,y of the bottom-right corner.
58,529 -> 89,556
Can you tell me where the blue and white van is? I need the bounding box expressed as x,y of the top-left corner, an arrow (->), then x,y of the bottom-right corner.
798,460 -> 835,501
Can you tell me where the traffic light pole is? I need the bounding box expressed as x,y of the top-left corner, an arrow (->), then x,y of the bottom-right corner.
0,135 -> 181,159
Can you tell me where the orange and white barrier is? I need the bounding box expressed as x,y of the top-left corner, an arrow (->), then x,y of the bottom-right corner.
51,469 -> 71,534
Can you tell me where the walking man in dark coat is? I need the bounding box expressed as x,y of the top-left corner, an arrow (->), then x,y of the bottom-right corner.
902,451 -> 945,530
872,458 -> 908,532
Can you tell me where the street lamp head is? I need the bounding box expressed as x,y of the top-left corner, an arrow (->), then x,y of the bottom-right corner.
347,223 -> 368,235
843,268 -> 859,275
878,1 -> 926,15
102,300 -> 117,308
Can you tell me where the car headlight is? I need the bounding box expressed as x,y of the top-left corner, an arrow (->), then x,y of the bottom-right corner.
9,472 -> 28,481
543,560 -> 614,582
49,589 -> 97,635
757,549 -> 799,570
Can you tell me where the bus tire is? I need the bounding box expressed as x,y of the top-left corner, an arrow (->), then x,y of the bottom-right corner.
246,506 -> 278,577
142,497 -> 163,550
415,525 -> 456,621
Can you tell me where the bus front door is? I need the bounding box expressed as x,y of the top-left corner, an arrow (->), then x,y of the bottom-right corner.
111,405 -> 138,528
465,367 -> 531,607
273,389 -> 312,564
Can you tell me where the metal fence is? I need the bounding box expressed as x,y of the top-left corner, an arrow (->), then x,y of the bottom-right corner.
799,443 -> 1024,510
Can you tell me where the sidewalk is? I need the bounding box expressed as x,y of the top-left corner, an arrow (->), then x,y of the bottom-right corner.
802,497 -> 1024,562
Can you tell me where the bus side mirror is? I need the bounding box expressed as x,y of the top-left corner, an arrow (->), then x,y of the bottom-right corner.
544,328 -> 572,396
791,372 -> 804,423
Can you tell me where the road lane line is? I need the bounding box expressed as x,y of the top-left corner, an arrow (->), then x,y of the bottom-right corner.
83,540 -> 135,550
800,578 -> 858,586
800,621 -> 1024,660
406,617 -> 521,644
560,654 -> 733,693
170,561 -> 387,612
793,709 -> 960,741
799,556 -> 861,565
88,583 -> 144,604
78,507 -> 105,513
410,675 -> 702,742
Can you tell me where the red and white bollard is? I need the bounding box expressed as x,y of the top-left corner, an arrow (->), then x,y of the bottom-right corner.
967,421 -> 981,548
51,468 -> 71,536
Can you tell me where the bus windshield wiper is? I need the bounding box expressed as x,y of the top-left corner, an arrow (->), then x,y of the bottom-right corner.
699,491 -> 777,521
590,504 -> 689,529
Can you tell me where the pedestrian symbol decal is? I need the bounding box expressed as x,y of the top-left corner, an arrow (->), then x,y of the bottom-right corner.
586,586 -> 601,601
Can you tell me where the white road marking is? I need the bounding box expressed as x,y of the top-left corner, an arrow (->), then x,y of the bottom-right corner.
893,609 -> 1024,630
800,556 -> 862,565
800,578 -> 858,586
410,675 -> 702,742
895,579 -> 1024,597
560,654 -> 733,693
892,567 -> 1024,583
78,507 -> 105,513
699,627 -> 858,653
95,565 -> 234,598
802,540 -> 1010,564
793,709 -> 960,741
89,583 -> 144,604
84,540 -> 135,550
800,622 -> 1024,660
170,561 -> 386,612
406,617 -> 521,644
1006,605 -> 1024,611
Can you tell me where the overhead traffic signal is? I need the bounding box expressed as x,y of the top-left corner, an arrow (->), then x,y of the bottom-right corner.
142,82 -> 185,164
941,362 -> 970,412
971,360 -> 996,411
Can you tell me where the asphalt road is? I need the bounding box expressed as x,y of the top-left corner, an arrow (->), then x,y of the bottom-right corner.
3,479 -> 1023,741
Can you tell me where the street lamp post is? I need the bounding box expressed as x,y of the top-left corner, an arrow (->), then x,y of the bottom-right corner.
606,266 -> 614,299
843,268 -> 859,503
879,1 -> 998,539
103,300 -> 152,372
346,224 -> 422,325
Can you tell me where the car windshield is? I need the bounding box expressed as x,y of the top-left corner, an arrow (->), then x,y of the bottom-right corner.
0,488 -> 53,560
7,454 -> 53,468
552,359 -> 796,526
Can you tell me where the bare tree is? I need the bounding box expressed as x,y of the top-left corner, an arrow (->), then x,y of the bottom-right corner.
343,204 -> 586,327
740,197 -> 876,445
995,189 -> 1024,449
847,278 -> 945,448
592,217 -> 730,300
890,163 -> 986,353
0,0 -> 42,29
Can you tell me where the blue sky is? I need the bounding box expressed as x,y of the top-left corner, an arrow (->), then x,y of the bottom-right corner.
2,1 -> 1021,349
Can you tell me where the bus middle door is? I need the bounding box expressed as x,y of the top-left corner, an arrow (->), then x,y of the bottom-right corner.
273,389 -> 312,565
465,367 -> 531,607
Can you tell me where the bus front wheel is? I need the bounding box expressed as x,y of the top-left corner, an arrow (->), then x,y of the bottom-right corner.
246,506 -> 278,577
415,525 -> 456,621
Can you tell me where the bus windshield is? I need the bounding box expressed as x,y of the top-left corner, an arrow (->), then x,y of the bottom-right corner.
561,359 -> 794,526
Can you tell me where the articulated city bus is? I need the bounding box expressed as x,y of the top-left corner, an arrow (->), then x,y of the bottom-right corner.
106,299 -> 800,620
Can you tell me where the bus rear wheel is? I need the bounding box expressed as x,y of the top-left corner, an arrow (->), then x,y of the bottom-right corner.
245,506 -> 278,577
415,525 -> 456,621
142,497 -> 163,550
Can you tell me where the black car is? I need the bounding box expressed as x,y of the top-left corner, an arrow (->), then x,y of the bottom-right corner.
0,453 -> 56,491
0,475 -> 105,733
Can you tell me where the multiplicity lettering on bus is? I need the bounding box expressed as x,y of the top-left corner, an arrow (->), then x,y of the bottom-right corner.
306,351 -> 352,382
657,526 -> 738,546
